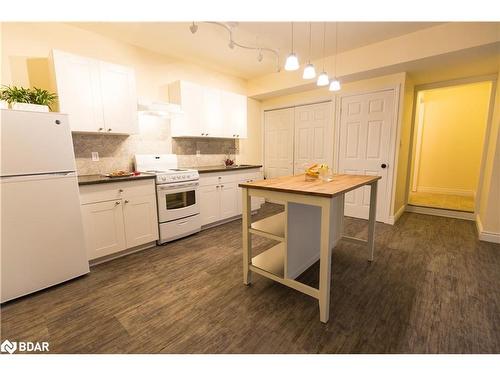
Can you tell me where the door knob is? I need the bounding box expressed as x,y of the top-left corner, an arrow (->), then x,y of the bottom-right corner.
381,163 -> 387,169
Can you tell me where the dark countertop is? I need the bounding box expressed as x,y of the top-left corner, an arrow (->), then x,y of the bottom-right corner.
78,173 -> 156,186
190,165 -> 263,174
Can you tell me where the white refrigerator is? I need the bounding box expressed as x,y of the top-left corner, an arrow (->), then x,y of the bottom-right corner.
1,109 -> 89,303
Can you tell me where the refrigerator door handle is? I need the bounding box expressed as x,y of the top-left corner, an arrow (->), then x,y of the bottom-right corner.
0,171 -> 77,182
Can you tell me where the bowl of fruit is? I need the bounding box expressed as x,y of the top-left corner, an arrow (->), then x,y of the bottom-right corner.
305,164 -> 331,181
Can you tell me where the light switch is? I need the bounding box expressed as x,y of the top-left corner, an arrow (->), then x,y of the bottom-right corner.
91,152 -> 99,161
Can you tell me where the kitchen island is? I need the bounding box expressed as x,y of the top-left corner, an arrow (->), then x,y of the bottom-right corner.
239,173 -> 381,323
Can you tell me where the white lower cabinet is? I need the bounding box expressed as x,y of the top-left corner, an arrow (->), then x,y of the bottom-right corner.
81,200 -> 126,259
219,183 -> 239,219
79,179 -> 158,261
199,185 -> 220,226
122,195 -> 159,248
199,169 -> 264,227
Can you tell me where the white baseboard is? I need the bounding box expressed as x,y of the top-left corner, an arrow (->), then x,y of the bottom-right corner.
388,205 -> 406,225
416,186 -> 475,198
476,214 -> 500,244
405,205 -> 475,221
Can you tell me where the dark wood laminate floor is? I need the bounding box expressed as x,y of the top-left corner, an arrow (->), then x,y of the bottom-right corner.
1,203 -> 499,354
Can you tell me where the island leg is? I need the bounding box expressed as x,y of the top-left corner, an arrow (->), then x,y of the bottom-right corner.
318,198 -> 332,323
367,180 -> 378,262
242,187 -> 252,285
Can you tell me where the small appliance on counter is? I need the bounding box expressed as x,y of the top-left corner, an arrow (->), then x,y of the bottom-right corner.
0,109 -> 90,303
134,154 -> 201,244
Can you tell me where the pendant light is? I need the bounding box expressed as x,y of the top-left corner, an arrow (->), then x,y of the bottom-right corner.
285,22 -> 299,71
329,22 -> 341,92
316,22 -> 329,86
302,23 -> 316,79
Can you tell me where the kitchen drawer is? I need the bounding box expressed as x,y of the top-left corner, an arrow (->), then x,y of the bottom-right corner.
159,214 -> 201,243
199,168 -> 262,186
79,179 -> 155,204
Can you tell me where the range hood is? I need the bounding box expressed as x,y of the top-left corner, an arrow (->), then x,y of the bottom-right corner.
137,99 -> 183,118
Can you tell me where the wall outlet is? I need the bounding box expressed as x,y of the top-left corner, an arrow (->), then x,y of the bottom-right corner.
91,152 -> 99,162
196,150 -> 201,158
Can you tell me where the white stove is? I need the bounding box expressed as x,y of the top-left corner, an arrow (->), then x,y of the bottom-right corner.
135,154 -> 199,184
134,154 -> 201,244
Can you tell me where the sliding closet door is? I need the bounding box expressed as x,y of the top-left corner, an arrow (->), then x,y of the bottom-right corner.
293,102 -> 333,174
264,108 -> 294,178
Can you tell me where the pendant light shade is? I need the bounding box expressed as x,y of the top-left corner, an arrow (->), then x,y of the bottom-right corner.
317,71 -> 329,86
302,23 -> 316,79
303,63 -> 316,79
329,79 -> 341,91
285,53 -> 300,71
285,22 -> 299,71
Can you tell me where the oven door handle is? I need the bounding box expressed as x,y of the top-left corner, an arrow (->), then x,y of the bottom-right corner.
158,182 -> 199,191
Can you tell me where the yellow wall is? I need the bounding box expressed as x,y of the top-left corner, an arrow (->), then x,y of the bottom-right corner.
411,82 -> 491,195
238,98 -> 263,165
393,75 -> 415,216
478,71 -> 500,235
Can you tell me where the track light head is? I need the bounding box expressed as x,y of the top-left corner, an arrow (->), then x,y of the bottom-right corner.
189,22 -> 198,34
257,50 -> 263,62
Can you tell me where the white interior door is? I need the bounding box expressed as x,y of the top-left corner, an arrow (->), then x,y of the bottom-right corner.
293,102 -> 333,174
264,108 -> 294,178
338,90 -> 395,222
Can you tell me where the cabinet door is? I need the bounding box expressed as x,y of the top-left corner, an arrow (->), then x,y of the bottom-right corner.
221,91 -> 247,139
203,87 -> 223,137
219,182 -> 239,220
81,200 -> 126,260
122,194 -> 159,248
52,50 -> 104,132
170,81 -> 204,137
199,185 -> 220,226
99,61 -> 138,134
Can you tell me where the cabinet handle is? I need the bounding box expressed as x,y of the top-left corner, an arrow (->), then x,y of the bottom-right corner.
220,184 -> 224,188
115,201 -> 120,206
124,200 -> 129,204
98,127 -> 103,131
201,133 -> 205,136
118,189 -> 124,193
108,128 -> 112,132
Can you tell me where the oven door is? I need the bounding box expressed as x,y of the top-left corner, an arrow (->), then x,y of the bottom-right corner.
157,181 -> 199,223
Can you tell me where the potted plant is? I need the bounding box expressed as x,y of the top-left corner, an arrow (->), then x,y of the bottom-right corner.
0,85 -> 57,112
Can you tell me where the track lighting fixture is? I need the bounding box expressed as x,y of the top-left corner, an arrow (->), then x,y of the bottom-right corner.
189,22 -> 198,34
189,22 -> 280,72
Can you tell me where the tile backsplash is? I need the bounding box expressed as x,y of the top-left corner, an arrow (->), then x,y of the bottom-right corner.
72,115 -> 238,175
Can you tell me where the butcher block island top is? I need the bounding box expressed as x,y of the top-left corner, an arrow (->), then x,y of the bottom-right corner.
239,173 -> 381,198
240,172 -> 380,323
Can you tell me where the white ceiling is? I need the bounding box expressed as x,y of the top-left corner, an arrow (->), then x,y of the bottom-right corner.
74,22 -> 442,79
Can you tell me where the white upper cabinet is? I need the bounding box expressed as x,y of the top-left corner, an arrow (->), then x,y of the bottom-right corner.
221,91 -> 247,139
51,50 -> 138,135
99,61 -> 138,134
169,80 -> 247,139
169,81 -> 204,137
